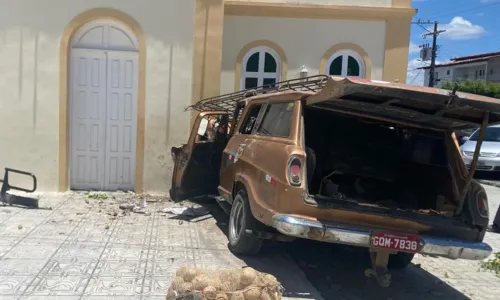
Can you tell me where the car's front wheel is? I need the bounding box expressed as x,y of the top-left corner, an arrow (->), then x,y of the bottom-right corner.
228,189 -> 263,255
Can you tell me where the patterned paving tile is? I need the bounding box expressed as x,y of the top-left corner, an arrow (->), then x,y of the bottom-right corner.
141,276 -> 170,298
0,244 -> 13,257
0,275 -> 33,295
42,258 -> 98,277
93,259 -> 148,277
0,259 -> 48,276
23,275 -> 90,296
101,245 -> 146,261
3,192 -> 322,300
0,235 -> 17,246
82,276 -> 144,297
3,240 -> 61,260
51,242 -> 104,260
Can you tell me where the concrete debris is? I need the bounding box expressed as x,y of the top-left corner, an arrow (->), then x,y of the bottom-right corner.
158,205 -> 210,217
119,203 -> 136,210
77,192 -> 172,218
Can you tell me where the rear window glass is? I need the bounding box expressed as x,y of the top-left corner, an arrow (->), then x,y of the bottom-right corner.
257,102 -> 295,138
469,127 -> 500,142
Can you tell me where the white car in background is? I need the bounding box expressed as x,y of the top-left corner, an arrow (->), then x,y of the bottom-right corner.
461,124 -> 500,171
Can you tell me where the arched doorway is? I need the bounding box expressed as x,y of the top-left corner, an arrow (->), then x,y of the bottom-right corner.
69,19 -> 139,191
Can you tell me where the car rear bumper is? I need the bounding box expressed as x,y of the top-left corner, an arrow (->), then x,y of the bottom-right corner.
272,214 -> 492,260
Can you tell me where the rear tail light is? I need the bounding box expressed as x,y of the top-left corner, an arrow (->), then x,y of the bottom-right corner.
476,190 -> 489,218
287,156 -> 303,186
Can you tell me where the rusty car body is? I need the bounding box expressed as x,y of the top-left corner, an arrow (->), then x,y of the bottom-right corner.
170,75 -> 495,287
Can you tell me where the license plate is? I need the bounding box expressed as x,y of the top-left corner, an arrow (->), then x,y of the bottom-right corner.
370,231 -> 421,253
478,161 -> 485,166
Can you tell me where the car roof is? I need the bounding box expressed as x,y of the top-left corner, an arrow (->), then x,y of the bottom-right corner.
188,75 -> 500,131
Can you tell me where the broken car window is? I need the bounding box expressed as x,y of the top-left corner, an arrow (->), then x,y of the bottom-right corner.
257,102 -> 294,138
240,104 -> 263,134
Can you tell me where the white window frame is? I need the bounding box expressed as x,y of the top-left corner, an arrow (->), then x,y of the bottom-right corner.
325,50 -> 366,78
241,46 -> 281,90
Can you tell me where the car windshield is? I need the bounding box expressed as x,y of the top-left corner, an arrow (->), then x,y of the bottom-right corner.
469,127 -> 500,142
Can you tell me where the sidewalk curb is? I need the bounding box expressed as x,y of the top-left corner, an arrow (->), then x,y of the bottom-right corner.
478,180 -> 500,188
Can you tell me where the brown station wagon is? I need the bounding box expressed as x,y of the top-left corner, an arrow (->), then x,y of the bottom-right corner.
170,76 -> 495,287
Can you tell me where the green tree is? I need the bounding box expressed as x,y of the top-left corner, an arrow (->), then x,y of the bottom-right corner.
441,80 -> 500,99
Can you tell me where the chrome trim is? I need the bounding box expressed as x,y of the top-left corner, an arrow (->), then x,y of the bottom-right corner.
272,214 -> 493,260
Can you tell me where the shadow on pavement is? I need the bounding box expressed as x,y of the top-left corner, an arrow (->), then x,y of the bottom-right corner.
197,199 -> 470,300
206,201 -> 322,299
191,198 -> 470,300
287,239 -> 470,300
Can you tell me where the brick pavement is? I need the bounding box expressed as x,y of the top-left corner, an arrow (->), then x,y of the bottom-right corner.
288,184 -> 500,300
0,192 -> 320,300
0,186 -> 499,300
413,184 -> 500,300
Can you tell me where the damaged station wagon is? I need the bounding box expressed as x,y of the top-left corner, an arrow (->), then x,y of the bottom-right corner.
170,75 -> 494,287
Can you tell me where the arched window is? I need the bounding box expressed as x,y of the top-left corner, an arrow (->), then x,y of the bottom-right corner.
241,46 -> 281,90
326,50 -> 365,78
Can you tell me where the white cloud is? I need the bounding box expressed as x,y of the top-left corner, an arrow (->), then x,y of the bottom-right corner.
407,59 -> 427,86
439,16 -> 486,40
406,58 -> 446,86
409,42 -> 420,54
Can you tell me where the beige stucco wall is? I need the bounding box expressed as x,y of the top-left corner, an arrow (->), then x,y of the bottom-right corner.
220,15 -> 386,94
0,0 -> 195,192
228,0 -> 393,7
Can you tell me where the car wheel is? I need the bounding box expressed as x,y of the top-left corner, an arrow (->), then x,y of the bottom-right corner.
388,252 -> 415,270
228,189 -> 263,255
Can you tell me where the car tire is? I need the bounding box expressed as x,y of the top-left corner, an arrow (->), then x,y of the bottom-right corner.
228,189 -> 263,255
388,252 -> 415,270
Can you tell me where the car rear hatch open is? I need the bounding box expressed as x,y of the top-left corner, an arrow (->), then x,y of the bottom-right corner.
305,76 -> 500,221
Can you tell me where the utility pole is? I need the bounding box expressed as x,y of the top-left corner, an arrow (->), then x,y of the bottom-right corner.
422,21 -> 446,87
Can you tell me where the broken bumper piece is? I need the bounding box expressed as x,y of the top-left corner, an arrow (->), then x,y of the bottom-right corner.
272,214 -> 493,260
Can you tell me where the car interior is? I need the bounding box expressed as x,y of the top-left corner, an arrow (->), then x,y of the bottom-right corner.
302,106 -> 457,215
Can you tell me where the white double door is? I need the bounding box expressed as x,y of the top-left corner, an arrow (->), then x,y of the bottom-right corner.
70,49 -> 138,191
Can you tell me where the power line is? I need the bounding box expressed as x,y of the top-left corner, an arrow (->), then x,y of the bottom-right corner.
416,23 -> 432,34
407,61 -> 430,85
408,69 -> 424,85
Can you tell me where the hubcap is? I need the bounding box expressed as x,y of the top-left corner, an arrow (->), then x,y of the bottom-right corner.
229,198 -> 244,243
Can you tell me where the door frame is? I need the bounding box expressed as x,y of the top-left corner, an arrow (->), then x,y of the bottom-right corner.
58,8 -> 146,192
170,111 -> 229,201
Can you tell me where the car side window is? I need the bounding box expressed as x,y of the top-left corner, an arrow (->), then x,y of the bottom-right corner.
256,102 -> 295,138
239,104 -> 262,134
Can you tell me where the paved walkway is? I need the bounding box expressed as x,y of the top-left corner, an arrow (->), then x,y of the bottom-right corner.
0,192 -> 320,300
0,185 -> 499,300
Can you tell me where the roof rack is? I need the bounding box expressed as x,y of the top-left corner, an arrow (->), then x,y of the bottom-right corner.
186,75 -> 329,115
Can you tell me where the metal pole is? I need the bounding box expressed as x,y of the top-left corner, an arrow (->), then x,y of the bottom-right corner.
428,21 -> 438,87
456,112 -> 490,215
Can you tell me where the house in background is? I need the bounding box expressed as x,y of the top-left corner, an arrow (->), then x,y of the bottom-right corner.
421,51 -> 500,87
0,0 -> 416,193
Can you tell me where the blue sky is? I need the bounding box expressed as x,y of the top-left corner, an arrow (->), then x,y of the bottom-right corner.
407,0 -> 500,85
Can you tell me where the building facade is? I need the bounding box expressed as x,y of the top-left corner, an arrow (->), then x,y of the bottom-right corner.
422,51 -> 500,87
0,0 -> 415,193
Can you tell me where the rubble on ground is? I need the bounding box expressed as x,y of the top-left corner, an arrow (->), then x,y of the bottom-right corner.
81,191 -> 212,219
